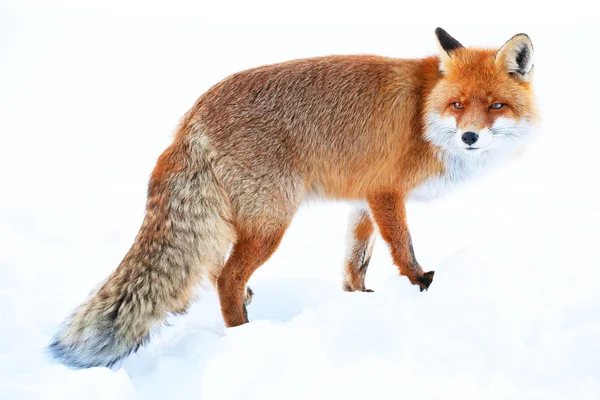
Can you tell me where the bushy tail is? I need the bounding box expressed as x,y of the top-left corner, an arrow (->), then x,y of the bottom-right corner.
49,133 -> 236,368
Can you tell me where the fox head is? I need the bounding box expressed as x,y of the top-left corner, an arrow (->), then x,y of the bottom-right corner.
425,28 -> 539,157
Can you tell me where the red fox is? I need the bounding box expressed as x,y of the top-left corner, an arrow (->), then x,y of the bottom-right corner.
50,28 -> 538,368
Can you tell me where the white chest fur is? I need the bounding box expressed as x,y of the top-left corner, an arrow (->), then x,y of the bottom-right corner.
409,151 -> 496,201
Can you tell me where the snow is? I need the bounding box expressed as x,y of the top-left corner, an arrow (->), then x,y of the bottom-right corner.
1,4 -> 600,400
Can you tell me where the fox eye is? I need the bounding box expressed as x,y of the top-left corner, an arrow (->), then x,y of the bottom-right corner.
490,103 -> 504,110
453,102 -> 464,109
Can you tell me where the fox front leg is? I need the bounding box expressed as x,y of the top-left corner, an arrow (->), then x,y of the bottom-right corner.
367,193 -> 434,291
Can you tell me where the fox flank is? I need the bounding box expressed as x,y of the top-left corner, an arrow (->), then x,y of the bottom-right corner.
50,28 -> 539,368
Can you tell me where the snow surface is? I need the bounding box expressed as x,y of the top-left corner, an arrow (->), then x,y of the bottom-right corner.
1,5 -> 600,400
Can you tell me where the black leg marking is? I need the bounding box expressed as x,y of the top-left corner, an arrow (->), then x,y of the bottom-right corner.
243,286 -> 254,307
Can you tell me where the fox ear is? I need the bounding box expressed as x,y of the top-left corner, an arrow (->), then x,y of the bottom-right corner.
435,27 -> 463,73
496,33 -> 534,82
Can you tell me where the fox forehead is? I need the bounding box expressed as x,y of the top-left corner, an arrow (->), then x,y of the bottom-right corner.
438,51 -> 525,101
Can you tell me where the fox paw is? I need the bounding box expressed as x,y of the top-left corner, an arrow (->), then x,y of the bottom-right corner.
342,280 -> 374,293
416,271 -> 435,292
348,287 -> 374,293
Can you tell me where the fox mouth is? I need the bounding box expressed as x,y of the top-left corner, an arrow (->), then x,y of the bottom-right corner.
462,146 -> 488,155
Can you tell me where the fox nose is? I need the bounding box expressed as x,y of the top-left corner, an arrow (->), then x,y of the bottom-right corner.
461,131 -> 479,146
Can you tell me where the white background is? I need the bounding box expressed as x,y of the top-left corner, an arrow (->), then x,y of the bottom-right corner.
1,1 -> 599,399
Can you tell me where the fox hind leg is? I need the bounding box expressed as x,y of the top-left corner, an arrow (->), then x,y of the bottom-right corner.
208,259 -> 253,306
342,207 -> 376,292
217,227 -> 287,327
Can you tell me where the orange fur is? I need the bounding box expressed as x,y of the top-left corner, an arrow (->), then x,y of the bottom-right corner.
428,48 -> 537,132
